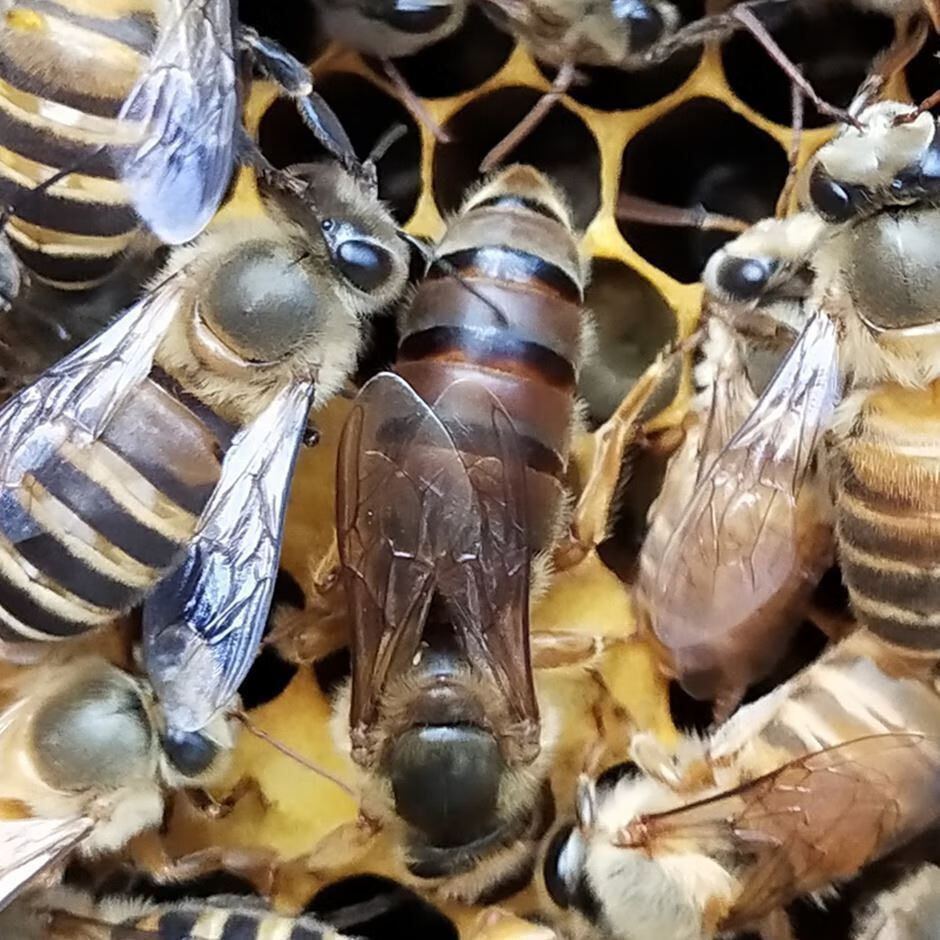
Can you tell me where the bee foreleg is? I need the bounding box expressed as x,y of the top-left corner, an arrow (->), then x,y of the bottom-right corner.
380,58 -> 452,144
754,907 -> 796,940
145,844 -> 280,895
184,775 -> 269,819
239,28 -> 359,171
554,338 -> 694,570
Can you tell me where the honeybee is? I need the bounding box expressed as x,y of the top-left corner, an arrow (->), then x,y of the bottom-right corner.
0,159 -> 409,742
0,886 -> 354,939
0,656 -> 235,910
327,164 -> 685,901
633,212 -> 838,719
542,630 -> 940,940
0,0 -> 358,291
853,864 -> 940,939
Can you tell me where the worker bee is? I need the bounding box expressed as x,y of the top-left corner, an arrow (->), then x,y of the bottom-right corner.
0,886 -> 354,939
0,655 -> 236,910
0,0 -> 359,292
324,163 -> 687,901
542,629 -> 940,939
633,212 -> 838,720
0,159 -> 409,742
853,863 -> 940,939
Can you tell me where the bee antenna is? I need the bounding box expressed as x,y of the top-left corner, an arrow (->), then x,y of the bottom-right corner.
395,229 -> 510,326
730,5 -> 862,130
230,710 -> 356,798
368,124 -> 408,170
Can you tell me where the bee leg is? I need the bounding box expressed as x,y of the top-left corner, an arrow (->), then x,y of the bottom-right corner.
238,28 -> 359,172
147,845 -> 280,895
380,58 -> 452,144
553,336 -> 695,571
184,775 -> 269,819
478,59 -> 577,173
928,0 -> 940,31
755,908 -> 796,940
629,731 -> 714,792
616,193 -> 749,234
266,541 -> 349,664
530,631 -> 625,670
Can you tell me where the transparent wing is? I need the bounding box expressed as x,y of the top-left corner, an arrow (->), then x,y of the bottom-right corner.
0,815 -> 93,911
647,311 -> 840,653
117,0 -> 238,244
142,381 -> 315,732
337,372 -> 476,738
0,280 -> 183,498
617,734 -> 932,926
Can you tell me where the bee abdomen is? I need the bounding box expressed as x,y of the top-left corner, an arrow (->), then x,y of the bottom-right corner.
128,904 -> 343,940
0,373 -> 234,643
836,429 -> 940,654
397,193 -> 585,549
0,0 -> 156,288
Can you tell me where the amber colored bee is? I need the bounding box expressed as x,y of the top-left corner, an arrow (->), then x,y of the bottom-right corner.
633,212 -> 837,719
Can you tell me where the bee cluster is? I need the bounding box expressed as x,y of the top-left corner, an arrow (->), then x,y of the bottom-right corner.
3,1 -> 940,939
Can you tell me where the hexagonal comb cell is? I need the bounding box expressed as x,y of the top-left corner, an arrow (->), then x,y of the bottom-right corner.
721,3 -> 893,128
618,97 -> 787,283
379,6 -> 515,98
906,30 -> 940,108
434,88 -> 601,228
580,258 -> 678,426
258,73 -> 422,223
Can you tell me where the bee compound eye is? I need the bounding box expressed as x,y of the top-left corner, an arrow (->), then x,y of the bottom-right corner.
385,0 -> 454,33
715,255 -> 778,301
611,0 -> 665,53
335,239 -> 395,293
161,727 -> 220,777
809,165 -> 868,222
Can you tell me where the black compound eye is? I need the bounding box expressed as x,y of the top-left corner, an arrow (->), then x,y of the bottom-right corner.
162,728 -> 219,777
809,165 -> 868,222
335,239 -> 394,293
611,0 -> 665,52
385,0 -> 453,33
716,255 -> 778,301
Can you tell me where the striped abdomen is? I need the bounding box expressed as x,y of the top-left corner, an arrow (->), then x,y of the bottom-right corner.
396,171 -> 585,551
0,369 -> 234,642
0,0 -> 156,289
91,902 -> 347,940
834,383 -> 940,657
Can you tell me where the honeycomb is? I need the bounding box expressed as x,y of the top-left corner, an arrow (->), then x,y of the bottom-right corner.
118,3 -> 935,938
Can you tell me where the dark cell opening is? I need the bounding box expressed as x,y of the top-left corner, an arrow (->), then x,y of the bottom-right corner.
313,646 -> 353,701
258,73 -> 422,224
238,0 -> 325,64
906,29 -> 940,112
239,644 -> 299,711
434,87 -> 601,229
618,97 -> 787,283
721,3 -> 893,128
580,258 -> 678,425
376,5 -> 514,99
305,874 -> 458,940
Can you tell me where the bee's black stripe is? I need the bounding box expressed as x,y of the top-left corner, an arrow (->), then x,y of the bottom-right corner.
149,368 -> 240,452
842,558 -> 940,615
19,0 -> 158,54
472,194 -> 564,224
0,179 -> 137,238
0,489 -> 139,610
99,431 -> 217,519
291,922 -> 327,940
219,913 -> 260,940
0,106 -> 129,181
31,454 -> 182,569
7,241 -> 123,286
838,513 -> 939,569
851,611 -> 940,652
430,246 -> 582,304
0,55 -> 128,121
398,324 -> 576,388
154,910 -> 201,940
0,559 -> 92,636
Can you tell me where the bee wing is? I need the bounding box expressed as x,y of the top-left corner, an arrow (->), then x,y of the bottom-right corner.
430,381 -> 538,747
0,815 -> 93,910
0,280 -> 181,494
628,734 -> 931,926
647,311 -> 840,650
117,0 -> 238,244
337,372 -> 477,734
142,382 -> 315,732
